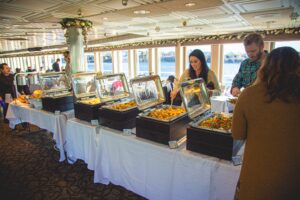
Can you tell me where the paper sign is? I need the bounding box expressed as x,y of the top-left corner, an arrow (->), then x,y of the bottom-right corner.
54,110 -> 61,115
91,119 -> 99,126
122,129 -> 132,136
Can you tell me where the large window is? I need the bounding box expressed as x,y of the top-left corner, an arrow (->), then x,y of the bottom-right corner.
136,49 -> 148,76
85,53 -> 95,71
119,50 -> 129,77
222,43 -> 247,87
158,47 -> 175,80
101,51 -> 112,73
186,45 -> 211,69
274,40 -> 300,54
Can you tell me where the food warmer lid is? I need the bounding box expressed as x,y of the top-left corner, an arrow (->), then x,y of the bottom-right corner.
39,72 -> 71,96
71,72 -> 97,100
95,73 -> 130,103
180,78 -> 211,120
130,75 -> 165,111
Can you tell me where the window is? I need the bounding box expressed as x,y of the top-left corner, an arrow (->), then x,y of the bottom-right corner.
158,47 -> 175,80
85,53 -> 95,71
274,40 -> 300,54
101,51 -> 112,73
186,45 -> 211,69
222,43 -> 247,87
136,49 -> 148,76
119,50 -> 129,77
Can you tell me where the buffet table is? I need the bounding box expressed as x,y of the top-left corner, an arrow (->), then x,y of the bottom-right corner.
6,102 -> 74,161
93,127 -> 241,200
210,95 -> 234,113
65,118 -> 100,170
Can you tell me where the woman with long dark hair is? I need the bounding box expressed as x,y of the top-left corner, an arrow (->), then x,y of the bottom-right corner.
171,49 -> 220,100
232,46 -> 300,200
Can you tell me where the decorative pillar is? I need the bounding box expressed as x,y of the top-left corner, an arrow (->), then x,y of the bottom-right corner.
60,18 -> 93,74
68,27 -> 85,73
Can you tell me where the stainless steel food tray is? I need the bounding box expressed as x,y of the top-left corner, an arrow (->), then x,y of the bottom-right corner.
139,105 -> 186,123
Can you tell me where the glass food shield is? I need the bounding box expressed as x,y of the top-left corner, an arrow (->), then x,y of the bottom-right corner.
180,78 -> 211,120
180,78 -> 232,133
95,73 -> 130,103
39,72 -> 72,97
71,72 -> 97,99
130,75 -> 165,111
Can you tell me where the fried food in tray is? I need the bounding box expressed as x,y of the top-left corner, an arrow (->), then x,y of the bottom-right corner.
30,90 -> 43,99
198,114 -> 232,132
147,106 -> 186,121
110,100 -> 136,111
16,95 -> 29,104
227,97 -> 237,105
78,98 -> 101,105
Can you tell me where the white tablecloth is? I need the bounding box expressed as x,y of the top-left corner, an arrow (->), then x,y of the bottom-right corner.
6,102 -> 74,162
210,96 -> 234,113
94,127 -> 241,200
65,118 -> 100,170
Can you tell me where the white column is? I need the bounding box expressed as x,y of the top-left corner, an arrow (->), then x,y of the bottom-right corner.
112,50 -> 118,73
68,27 -> 85,73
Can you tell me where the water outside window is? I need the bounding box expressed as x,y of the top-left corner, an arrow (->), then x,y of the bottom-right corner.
85,54 -> 95,71
119,50 -> 129,78
136,49 -> 149,76
158,47 -> 176,80
101,51 -> 113,73
274,41 -> 300,53
186,45 -> 211,69
222,43 -> 247,88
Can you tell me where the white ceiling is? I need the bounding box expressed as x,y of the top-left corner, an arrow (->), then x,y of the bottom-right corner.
0,0 -> 299,53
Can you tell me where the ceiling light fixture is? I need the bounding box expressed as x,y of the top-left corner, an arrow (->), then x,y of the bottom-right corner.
133,10 -> 150,15
103,17 -> 108,20
122,0 -> 128,6
185,2 -> 196,7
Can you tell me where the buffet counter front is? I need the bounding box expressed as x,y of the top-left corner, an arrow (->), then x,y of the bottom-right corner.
93,127 -> 241,200
6,102 -> 74,161
65,118 -> 101,170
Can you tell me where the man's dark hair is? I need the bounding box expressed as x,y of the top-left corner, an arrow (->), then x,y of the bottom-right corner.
63,50 -> 70,56
243,33 -> 264,47
167,75 -> 175,83
56,58 -> 60,62
0,63 -> 8,70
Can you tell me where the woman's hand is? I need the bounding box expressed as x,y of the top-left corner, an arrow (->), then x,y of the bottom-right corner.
170,90 -> 177,101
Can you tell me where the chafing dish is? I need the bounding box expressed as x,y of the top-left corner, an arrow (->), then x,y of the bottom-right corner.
131,75 -> 189,145
180,78 -> 243,160
72,72 -> 103,122
96,73 -> 139,130
39,72 -> 74,112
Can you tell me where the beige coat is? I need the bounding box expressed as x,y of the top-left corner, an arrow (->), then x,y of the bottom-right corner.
173,69 -> 221,95
232,82 -> 300,200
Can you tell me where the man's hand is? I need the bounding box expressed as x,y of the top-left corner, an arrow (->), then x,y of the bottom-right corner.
0,97 -> 2,101
231,87 -> 241,97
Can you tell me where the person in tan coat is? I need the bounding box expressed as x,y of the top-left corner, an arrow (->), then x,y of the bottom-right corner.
232,46 -> 300,200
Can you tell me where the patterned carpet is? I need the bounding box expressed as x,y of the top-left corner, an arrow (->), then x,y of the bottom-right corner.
0,120 -> 146,200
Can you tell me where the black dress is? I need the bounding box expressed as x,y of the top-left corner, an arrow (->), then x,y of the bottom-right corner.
0,73 -> 16,122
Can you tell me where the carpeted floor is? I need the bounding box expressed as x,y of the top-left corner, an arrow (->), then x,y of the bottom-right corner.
0,119 -> 147,200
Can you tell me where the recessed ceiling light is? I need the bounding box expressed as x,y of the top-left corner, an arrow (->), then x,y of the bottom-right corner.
133,10 -> 150,15
185,2 -> 196,7
103,17 -> 108,20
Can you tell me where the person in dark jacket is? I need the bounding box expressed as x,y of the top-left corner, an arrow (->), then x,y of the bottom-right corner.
52,58 -> 60,72
0,63 -> 16,123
